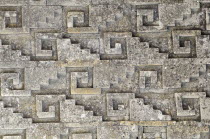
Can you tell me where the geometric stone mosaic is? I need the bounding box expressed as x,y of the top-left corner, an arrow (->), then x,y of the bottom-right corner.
1,0 -> 210,138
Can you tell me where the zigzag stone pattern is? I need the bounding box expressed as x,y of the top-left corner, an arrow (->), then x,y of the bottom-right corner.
1,0 -> 210,138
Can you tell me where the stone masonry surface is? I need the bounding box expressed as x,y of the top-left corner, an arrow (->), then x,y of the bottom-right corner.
1,0 -> 210,139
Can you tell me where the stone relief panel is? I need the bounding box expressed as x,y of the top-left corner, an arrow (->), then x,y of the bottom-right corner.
0,0 -> 210,138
